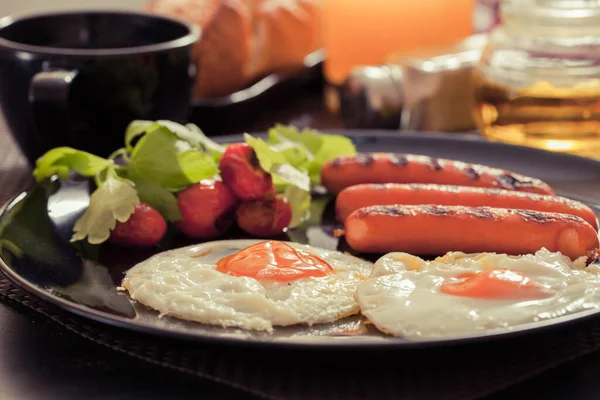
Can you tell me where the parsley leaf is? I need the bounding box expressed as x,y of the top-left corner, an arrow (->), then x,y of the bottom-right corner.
71,174 -> 139,244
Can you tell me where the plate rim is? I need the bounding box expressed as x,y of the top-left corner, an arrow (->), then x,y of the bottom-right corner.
3,131 -> 600,349
191,49 -> 325,108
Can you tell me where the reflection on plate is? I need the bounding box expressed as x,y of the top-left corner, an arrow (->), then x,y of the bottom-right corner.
2,131 -> 600,348
190,50 -> 325,135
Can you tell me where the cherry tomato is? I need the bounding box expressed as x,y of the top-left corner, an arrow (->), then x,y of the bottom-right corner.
236,195 -> 292,237
176,180 -> 238,239
219,143 -> 274,200
109,202 -> 167,248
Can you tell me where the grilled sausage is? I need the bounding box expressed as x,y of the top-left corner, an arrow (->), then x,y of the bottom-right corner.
321,153 -> 555,195
343,205 -> 599,260
335,183 -> 598,229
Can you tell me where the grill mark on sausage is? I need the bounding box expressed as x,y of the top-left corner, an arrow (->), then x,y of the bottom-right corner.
428,158 -> 442,171
356,205 -> 408,218
421,205 -> 451,216
464,166 -> 480,180
497,173 -> 535,190
513,209 -> 555,223
465,207 -> 494,219
355,154 -> 375,166
389,153 -> 409,167
497,174 -> 518,190
561,213 -> 587,223
517,209 -> 586,224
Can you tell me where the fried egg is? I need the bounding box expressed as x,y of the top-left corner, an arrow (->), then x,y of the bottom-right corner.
356,248 -> 600,339
121,239 -> 372,332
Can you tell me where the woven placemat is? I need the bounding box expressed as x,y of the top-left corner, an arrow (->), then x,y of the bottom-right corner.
3,113 -> 600,400
3,272 -> 600,400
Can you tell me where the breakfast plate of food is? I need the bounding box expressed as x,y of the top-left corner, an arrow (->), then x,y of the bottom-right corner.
2,121 -> 600,348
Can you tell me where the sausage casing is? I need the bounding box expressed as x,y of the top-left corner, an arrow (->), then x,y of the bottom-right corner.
344,204 -> 599,260
335,183 -> 598,229
321,153 -> 555,195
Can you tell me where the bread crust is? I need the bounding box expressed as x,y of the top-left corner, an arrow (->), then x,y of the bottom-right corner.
146,0 -> 322,99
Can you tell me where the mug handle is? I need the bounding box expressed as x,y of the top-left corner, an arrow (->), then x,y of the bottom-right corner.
28,69 -> 79,149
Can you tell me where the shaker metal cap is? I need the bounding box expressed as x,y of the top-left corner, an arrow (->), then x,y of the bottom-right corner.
339,64 -> 404,130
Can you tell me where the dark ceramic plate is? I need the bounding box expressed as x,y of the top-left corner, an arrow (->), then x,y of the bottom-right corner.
2,131 -> 600,349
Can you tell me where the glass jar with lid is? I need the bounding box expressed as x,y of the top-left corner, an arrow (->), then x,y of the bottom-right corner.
473,0 -> 600,157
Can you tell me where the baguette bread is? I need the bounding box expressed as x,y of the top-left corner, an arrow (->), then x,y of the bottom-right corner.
249,0 -> 322,77
146,0 -> 322,99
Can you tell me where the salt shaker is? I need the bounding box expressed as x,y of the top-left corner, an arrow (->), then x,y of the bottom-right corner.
339,34 -> 488,132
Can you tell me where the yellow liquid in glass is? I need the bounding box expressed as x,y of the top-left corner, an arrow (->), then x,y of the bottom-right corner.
473,75 -> 600,158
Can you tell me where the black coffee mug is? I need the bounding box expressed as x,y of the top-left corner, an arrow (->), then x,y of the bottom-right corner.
0,10 -> 200,165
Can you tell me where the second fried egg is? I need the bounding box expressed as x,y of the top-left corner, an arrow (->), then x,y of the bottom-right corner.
356,248 -> 600,339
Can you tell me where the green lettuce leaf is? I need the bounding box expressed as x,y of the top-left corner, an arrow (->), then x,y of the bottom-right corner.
33,147 -> 111,182
177,150 -> 219,183
125,120 -> 225,161
71,174 -> 140,244
266,125 -> 356,186
127,127 -> 216,189
128,127 -> 189,188
267,125 -> 317,169
244,133 -> 310,192
268,124 -> 322,155
306,134 -> 356,185
131,179 -> 182,221
184,123 -> 226,157
154,120 -> 216,150
124,120 -> 156,151
284,185 -> 311,228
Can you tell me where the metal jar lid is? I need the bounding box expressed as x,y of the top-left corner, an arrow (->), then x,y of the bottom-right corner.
338,64 -> 405,130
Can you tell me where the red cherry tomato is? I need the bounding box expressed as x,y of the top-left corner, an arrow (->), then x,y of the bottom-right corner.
176,180 -> 238,239
236,195 -> 292,237
109,202 -> 167,248
219,143 -> 274,200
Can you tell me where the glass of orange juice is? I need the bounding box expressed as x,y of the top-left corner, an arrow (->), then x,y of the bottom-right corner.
323,0 -> 475,86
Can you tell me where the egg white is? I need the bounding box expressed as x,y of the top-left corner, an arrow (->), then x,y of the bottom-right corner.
356,248 -> 600,340
121,239 -> 373,332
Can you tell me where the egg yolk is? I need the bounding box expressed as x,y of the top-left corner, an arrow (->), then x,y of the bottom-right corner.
440,268 -> 553,300
216,241 -> 334,282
